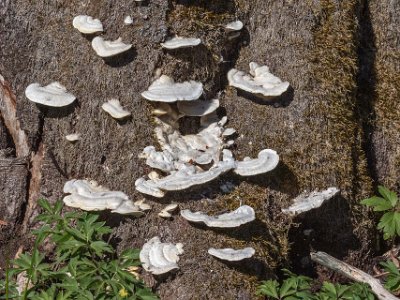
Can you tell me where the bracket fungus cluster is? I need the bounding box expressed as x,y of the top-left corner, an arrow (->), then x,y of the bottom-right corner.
102,99 -> 131,120
139,237 -> 184,275
63,179 -> 144,216
25,82 -> 76,107
208,247 -> 255,262
73,15 -> 103,34
228,62 -> 290,99
180,205 -> 255,228
282,187 -> 340,215
161,36 -> 202,49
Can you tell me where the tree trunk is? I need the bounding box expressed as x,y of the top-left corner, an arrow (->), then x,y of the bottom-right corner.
0,0 -> 398,298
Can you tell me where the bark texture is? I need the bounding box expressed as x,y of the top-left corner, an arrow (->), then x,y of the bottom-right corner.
0,0 -> 399,298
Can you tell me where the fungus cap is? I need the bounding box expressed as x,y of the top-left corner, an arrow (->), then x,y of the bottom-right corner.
234,149 -> 279,176
225,20 -> 243,32
25,82 -> 76,107
73,15 -> 103,34
227,62 -> 289,98
177,98 -> 219,116
161,36 -> 201,49
208,247 -> 255,261
141,75 -> 203,102
180,205 -> 255,228
102,99 -> 131,119
65,133 -> 80,142
91,37 -> 132,57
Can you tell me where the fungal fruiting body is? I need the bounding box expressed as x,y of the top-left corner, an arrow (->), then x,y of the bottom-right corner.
282,187 -> 340,215
180,205 -> 255,228
139,237 -> 184,275
63,179 -> 143,215
73,15 -> 103,34
91,37 -> 132,57
161,36 -> 201,49
225,20 -> 243,32
65,133 -> 80,142
177,98 -> 219,116
234,149 -> 279,176
25,82 -> 76,107
227,62 -> 289,98
124,16 -> 133,25
158,203 -> 179,218
101,99 -> 131,119
208,247 -> 255,261
141,75 -> 203,102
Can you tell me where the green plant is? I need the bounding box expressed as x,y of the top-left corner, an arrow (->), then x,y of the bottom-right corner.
361,185 -> 400,240
257,269 -> 375,300
380,260 -> 400,293
0,199 -> 158,300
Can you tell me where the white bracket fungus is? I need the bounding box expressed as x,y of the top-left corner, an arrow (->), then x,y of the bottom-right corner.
158,203 -> 179,218
73,15 -> 103,34
140,237 -> 184,275
225,20 -> 243,32
134,199 -> 152,211
65,133 -> 80,142
124,16 -> 133,25
25,82 -> 76,107
227,62 -> 290,99
63,179 -> 143,215
234,149 -> 279,176
141,75 -> 203,102
282,187 -> 340,215
180,205 -> 255,228
208,247 -> 255,261
101,99 -> 131,120
91,37 -> 132,57
177,98 -> 219,116
161,36 -> 201,49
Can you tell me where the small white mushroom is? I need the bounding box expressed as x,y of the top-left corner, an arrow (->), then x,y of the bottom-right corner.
227,62 -> 289,99
222,128 -> 236,136
73,15 -> 103,34
208,247 -> 255,261
25,82 -> 76,107
134,199 -> 152,211
63,179 -> 143,215
225,20 -> 243,32
180,205 -> 255,228
234,149 -> 279,176
140,237 -> 184,275
177,98 -> 219,116
101,99 -> 131,120
164,203 -> 179,212
161,36 -> 202,49
65,133 -> 80,142
91,37 -> 132,57
282,187 -> 340,215
124,16 -> 133,25
158,211 -> 172,218
141,75 -> 203,102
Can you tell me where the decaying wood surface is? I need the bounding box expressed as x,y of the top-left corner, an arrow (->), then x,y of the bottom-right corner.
311,251 -> 399,300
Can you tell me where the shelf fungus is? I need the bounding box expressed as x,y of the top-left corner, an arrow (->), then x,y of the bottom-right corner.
63,179 -> 144,215
227,62 -> 290,99
161,36 -> 201,49
141,75 -> 203,102
225,20 -> 243,32
208,247 -> 255,261
91,37 -> 132,57
72,15 -> 103,34
234,149 -> 279,176
180,205 -> 255,228
25,82 -> 76,107
101,99 -> 131,120
124,16 -> 133,25
65,133 -> 80,142
282,187 -> 340,215
159,203 -> 179,218
177,98 -> 219,116
140,237 -> 184,275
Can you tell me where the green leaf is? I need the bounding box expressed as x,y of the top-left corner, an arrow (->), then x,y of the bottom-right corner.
257,280 -> 280,298
378,185 -> 398,207
90,241 -> 113,256
136,287 -> 159,300
360,196 -> 392,211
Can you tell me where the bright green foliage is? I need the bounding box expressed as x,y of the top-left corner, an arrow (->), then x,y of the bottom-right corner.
381,260 -> 400,293
0,199 -> 158,300
257,270 -> 375,300
361,186 -> 400,240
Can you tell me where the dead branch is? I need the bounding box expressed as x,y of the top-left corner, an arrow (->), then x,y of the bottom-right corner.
311,251 -> 399,300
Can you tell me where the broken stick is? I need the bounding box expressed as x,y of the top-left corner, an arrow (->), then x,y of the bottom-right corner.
310,251 -> 399,300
